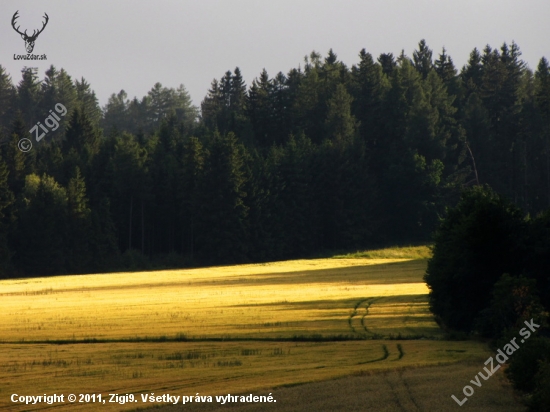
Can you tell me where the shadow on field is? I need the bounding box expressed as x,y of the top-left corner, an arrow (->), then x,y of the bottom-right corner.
0,260 -> 426,297
195,260 -> 428,289
143,362 -> 526,412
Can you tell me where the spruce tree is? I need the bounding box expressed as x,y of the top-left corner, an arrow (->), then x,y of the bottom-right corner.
413,40 -> 433,79
0,66 -> 16,137
66,167 -> 92,272
75,77 -> 102,127
178,136 -> 204,258
15,174 -> 68,275
17,67 -> 41,128
0,158 -> 14,276
195,132 -> 249,263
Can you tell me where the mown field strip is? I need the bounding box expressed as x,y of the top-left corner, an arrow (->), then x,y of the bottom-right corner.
185,361 -> 523,412
0,340 -> 490,412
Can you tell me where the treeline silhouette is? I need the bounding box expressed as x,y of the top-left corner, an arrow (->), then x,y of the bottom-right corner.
0,39 -> 549,277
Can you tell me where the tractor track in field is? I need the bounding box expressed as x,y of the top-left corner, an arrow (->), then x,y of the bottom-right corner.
356,343 -> 404,366
348,297 -> 380,335
383,368 -> 421,411
348,298 -> 369,333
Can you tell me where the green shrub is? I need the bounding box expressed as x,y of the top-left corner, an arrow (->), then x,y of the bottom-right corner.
424,185 -> 527,332
530,359 -> 550,411
474,273 -> 546,339
506,337 -> 550,392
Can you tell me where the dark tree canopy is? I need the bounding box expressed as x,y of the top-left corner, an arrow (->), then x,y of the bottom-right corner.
0,41 -> 548,279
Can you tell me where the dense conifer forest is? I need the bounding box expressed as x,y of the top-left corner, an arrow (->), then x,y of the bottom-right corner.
0,40 -> 549,278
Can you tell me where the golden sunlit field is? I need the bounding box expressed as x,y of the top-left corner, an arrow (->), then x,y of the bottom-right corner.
0,246 -> 526,411
1,256 -> 436,341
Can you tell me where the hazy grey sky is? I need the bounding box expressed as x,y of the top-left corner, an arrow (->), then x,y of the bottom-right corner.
1,0 -> 549,108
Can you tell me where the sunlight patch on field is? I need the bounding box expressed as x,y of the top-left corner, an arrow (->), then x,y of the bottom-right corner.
0,253 -> 493,412
0,259 -> 435,341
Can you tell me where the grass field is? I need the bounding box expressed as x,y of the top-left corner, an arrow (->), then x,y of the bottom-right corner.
156,362 -> 525,412
1,254 -> 437,342
0,246 -> 526,411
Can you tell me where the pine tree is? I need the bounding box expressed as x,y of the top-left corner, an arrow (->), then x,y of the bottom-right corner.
75,77 -> 102,127
195,132 -> 249,263
3,114 -> 29,193
177,136 -> 204,258
17,67 -> 41,128
0,66 -> 16,137
102,90 -> 129,134
479,43 -> 527,201
300,49 -> 349,140
0,158 -> 14,276
271,71 -> 295,145
351,49 -> 389,147
66,167 -> 92,272
174,84 -> 198,132
413,39 -> 434,79
40,66 -> 77,136
15,174 -> 68,275
201,79 -> 223,131
61,107 -> 100,184
535,58 -> 550,207
378,53 -> 396,76
248,69 -> 273,147
149,119 -> 178,253
268,133 -> 318,257
89,197 -> 119,271
461,48 -> 484,97
324,84 -> 358,142
111,132 -> 149,253
434,47 -> 461,104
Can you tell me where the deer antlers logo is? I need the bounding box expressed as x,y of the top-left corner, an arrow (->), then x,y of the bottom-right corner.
11,11 -> 49,54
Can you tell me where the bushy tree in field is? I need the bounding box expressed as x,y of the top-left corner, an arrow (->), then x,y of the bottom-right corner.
506,338 -> 550,393
424,185 -> 527,331
474,273 -> 546,338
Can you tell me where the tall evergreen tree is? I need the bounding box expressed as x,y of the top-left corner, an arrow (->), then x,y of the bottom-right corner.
201,79 -> 223,131
413,40 -> 433,79
40,66 -> 77,136
102,90 -> 129,134
351,49 -> 388,147
195,132 -> 249,263
378,53 -> 396,76
75,77 -> 102,127
461,48 -> 484,98
17,67 -> 41,128
324,84 -> 358,141
66,167 -> 92,272
248,69 -> 273,147
177,136 -> 204,258
0,66 -> 16,138
0,158 -> 14,276
535,58 -> 550,207
3,114 -> 29,193
15,174 -> 68,275
110,132 -> 149,253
